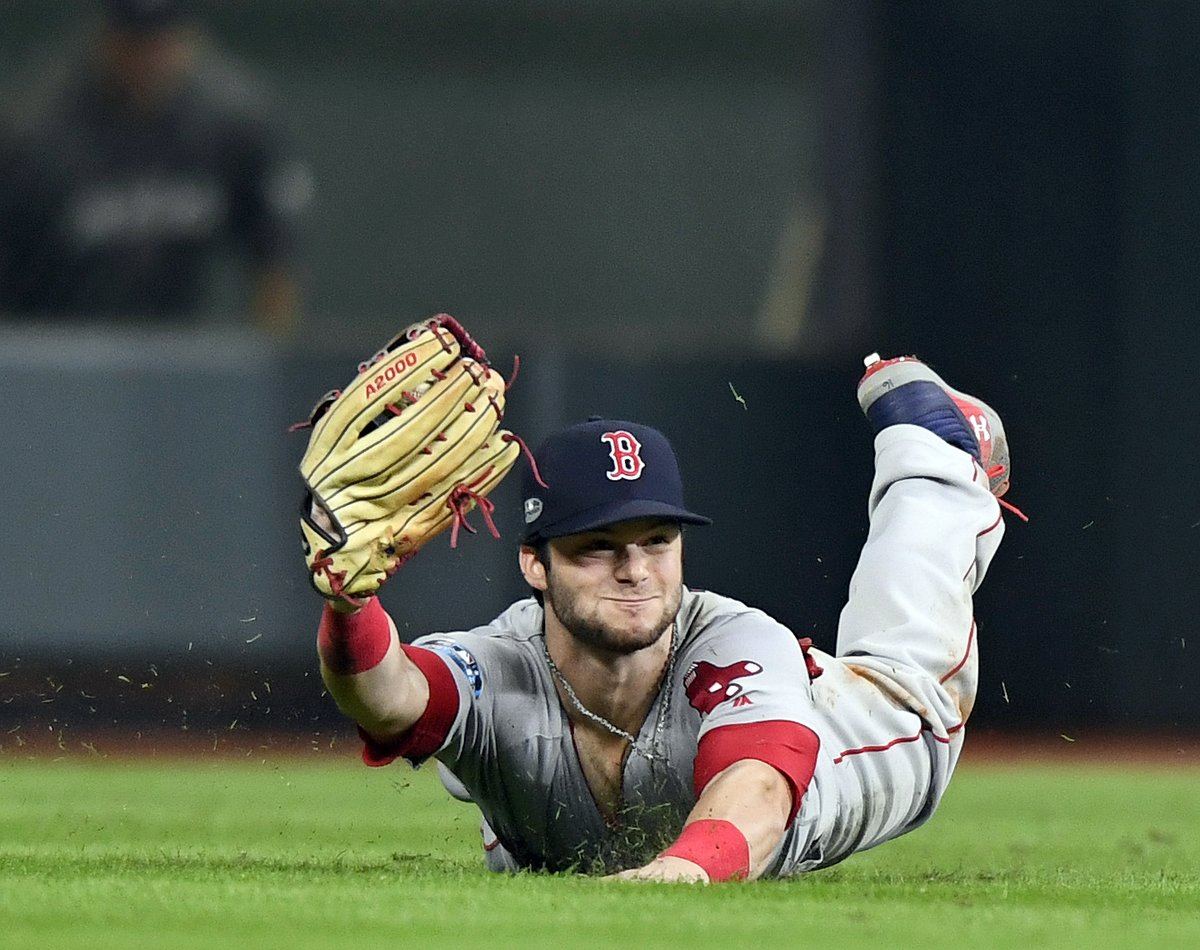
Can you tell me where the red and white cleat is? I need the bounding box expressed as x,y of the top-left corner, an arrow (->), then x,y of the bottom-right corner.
857,353 -> 1026,520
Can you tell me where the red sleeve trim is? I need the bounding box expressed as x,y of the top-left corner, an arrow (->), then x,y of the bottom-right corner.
694,720 -> 820,825
358,644 -> 461,767
317,597 -> 392,675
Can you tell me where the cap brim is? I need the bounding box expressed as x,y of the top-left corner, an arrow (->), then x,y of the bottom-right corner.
525,498 -> 711,542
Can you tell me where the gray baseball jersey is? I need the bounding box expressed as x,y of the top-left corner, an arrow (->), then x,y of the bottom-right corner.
393,589 -> 820,874
363,424 -> 1004,877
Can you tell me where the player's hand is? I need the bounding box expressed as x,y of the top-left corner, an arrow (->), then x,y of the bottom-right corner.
604,855 -> 709,884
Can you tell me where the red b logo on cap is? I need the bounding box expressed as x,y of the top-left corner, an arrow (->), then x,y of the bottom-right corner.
601,430 -> 645,481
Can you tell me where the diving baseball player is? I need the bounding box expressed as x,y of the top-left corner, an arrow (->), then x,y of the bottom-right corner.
299,319 -> 1013,881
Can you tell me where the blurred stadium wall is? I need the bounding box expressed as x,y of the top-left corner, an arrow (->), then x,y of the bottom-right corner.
1,1 -> 1197,742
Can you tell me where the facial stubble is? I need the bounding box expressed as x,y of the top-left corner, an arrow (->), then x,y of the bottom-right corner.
544,573 -> 681,656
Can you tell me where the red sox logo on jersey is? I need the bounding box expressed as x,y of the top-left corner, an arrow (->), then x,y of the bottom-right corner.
683,659 -> 763,716
600,430 -> 645,481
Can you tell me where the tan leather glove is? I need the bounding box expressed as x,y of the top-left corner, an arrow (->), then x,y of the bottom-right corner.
296,314 -> 523,604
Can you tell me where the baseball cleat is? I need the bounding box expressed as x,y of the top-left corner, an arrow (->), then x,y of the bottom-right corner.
857,353 -> 1026,519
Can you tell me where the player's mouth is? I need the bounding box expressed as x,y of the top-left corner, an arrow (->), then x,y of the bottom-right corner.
604,596 -> 657,608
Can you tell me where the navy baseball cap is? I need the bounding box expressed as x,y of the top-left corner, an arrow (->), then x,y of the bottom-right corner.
521,419 -> 711,543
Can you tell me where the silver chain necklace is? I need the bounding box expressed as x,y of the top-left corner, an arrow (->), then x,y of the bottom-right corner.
542,623 -> 678,763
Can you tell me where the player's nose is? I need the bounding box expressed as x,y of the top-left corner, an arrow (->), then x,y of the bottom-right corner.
614,544 -> 651,583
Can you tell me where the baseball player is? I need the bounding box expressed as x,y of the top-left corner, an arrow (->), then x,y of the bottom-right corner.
300,319 -> 1013,882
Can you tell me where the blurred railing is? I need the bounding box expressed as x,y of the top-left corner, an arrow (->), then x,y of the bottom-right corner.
0,324 -> 861,660
4,323 -> 1200,735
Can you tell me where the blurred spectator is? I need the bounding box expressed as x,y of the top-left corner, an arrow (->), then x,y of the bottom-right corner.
0,0 -> 311,335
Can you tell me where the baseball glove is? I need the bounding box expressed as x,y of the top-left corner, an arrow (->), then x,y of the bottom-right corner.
294,314 -> 535,604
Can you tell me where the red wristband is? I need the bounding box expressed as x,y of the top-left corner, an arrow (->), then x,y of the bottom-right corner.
660,819 -> 750,882
317,597 -> 392,675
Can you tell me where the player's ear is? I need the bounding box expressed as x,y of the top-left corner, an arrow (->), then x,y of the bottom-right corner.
519,544 -> 549,592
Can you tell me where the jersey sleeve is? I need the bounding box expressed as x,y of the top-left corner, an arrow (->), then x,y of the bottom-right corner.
355,625 -> 517,774
680,611 -> 821,824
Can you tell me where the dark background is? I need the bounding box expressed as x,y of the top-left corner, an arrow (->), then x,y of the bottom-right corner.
1,1 -> 1197,749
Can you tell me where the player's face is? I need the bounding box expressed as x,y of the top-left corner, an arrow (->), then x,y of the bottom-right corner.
527,519 -> 684,655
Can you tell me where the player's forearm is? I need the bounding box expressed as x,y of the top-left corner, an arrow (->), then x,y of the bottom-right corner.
317,599 -> 429,741
679,759 -> 791,880
616,759 -> 791,883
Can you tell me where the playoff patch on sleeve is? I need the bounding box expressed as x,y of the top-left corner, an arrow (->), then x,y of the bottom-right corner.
422,638 -> 484,698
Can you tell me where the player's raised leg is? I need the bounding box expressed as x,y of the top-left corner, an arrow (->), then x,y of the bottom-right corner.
808,355 -> 1010,863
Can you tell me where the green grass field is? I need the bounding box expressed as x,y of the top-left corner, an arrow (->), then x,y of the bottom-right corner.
1,756 -> 1197,949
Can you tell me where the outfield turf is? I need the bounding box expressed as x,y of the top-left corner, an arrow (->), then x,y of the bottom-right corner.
1,757 -> 1197,949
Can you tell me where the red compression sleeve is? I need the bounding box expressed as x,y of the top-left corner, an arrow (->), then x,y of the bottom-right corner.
660,819 -> 750,882
317,597 -> 392,674
694,720 -> 820,825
